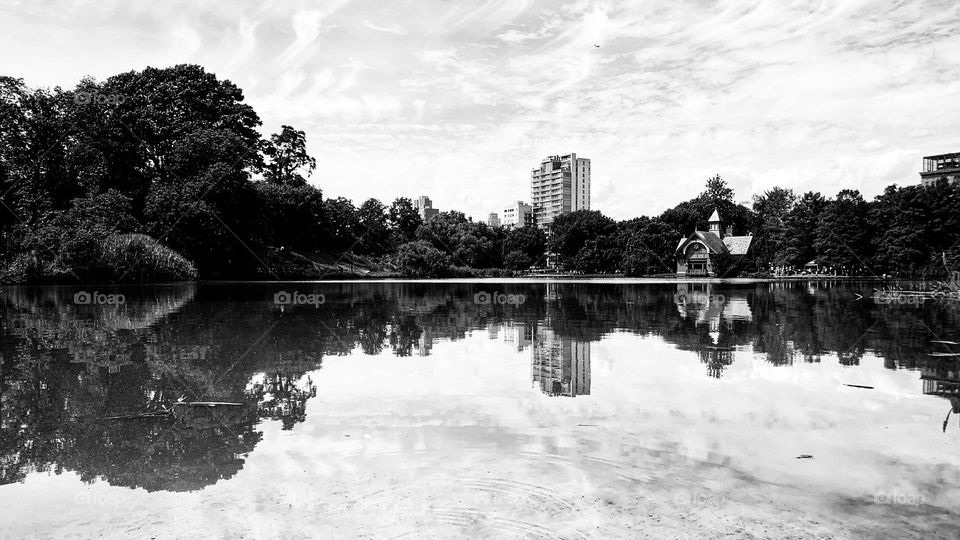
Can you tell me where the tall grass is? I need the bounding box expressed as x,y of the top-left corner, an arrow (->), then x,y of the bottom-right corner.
96,233 -> 198,282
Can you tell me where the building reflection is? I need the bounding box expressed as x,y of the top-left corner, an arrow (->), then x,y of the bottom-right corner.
674,283 -> 752,378
919,357 -> 960,432
530,324 -> 591,397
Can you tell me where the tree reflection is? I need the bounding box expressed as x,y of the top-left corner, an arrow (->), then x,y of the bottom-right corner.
3,280 -> 960,490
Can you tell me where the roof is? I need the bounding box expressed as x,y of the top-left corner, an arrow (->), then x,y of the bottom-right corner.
923,152 -> 960,160
676,231 -> 726,254
722,235 -> 753,255
708,209 -> 721,223
699,231 -> 727,253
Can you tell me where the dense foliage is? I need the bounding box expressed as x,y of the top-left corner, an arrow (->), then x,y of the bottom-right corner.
2,65 -> 959,281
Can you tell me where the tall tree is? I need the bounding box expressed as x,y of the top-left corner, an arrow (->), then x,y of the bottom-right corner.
814,189 -> 870,272
356,198 -> 391,255
781,191 -> 827,266
387,197 -> 423,244
259,125 -> 316,186
752,187 -> 796,267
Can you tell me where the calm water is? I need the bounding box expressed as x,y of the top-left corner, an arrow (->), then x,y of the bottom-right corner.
2,280 -> 960,539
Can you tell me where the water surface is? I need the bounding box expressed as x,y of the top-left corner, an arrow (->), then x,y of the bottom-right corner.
2,280 -> 960,538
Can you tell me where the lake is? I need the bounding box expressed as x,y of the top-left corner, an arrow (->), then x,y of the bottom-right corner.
2,280 -> 960,539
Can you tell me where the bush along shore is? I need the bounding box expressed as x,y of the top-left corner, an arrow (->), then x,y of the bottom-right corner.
2,65 -> 959,283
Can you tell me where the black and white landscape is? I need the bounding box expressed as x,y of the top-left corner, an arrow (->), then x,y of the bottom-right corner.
2,1 -> 960,539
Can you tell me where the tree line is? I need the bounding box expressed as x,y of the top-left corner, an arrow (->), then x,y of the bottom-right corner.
2,64 -> 958,282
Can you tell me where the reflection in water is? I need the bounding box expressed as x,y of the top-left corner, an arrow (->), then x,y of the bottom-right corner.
2,280 -> 960,495
531,325 -> 591,397
246,372 -> 318,430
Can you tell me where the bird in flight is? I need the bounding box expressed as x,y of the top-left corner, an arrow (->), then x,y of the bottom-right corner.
594,43 -> 600,48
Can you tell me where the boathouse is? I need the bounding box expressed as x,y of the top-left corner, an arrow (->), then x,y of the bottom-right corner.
675,209 -> 753,277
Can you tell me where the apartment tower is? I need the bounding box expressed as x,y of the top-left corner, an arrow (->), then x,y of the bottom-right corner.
530,153 -> 590,230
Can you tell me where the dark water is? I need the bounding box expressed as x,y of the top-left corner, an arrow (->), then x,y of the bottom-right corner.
2,280 -> 960,538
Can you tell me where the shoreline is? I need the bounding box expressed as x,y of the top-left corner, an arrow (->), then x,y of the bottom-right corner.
1,275 -> 903,287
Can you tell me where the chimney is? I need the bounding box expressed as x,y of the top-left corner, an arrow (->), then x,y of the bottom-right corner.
725,225 -> 734,237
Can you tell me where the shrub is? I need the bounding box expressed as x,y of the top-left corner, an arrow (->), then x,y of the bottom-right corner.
96,234 -> 198,281
396,241 -> 451,278
504,250 -> 533,271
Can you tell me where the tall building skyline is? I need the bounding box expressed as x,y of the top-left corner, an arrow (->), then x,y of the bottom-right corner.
530,153 -> 591,230
413,195 -> 439,221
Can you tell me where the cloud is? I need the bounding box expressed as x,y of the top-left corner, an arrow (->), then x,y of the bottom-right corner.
3,0 -> 960,220
363,21 -> 407,35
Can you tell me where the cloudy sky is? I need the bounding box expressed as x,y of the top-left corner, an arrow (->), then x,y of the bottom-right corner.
3,0 -> 960,220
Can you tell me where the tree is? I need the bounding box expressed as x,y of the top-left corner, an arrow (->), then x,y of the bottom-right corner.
395,240 -> 450,277
503,250 -> 534,271
781,191 -> 827,267
388,197 -> 423,245
416,211 -> 501,268
356,198 -> 391,255
573,235 -> 620,273
619,218 -> 679,276
701,174 -> 734,207
254,182 -> 325,252
502,226 -> 546,268
323,197 -> 362,252
259,125 -> 316,186
814,190 -> 870,272
752,187 -> 796,267
548,210 -> 616,269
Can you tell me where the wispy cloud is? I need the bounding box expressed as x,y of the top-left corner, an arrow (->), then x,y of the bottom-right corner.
363,21 -> 407,35
3,0 -> 960,220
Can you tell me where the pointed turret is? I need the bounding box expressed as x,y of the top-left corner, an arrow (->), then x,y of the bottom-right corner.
708,209 -> 722,236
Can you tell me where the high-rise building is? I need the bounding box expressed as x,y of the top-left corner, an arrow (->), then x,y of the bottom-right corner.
487,213 -> 500,228
920,153 -> 960,187
530,153 -> 590,230
413,196 -> 439,221
500,201 -> 534,229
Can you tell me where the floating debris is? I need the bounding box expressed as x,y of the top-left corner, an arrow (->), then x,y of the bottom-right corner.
97,411 -> 172,421
932,341 -> 959,345
928,353 -> 960,357
172,401 -> 242,407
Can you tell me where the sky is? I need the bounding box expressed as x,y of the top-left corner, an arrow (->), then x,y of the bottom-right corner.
3,0 -> 960,221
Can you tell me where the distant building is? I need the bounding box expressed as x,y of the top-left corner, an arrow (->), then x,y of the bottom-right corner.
920,152 -> 960,187
413,196 -> 439,221
501,201 -> 534,229
675,209 -> 753,277
487,213 -> 500,228
530,153 -> 590,230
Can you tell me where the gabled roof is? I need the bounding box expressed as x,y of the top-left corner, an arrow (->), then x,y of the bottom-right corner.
708,209 -> 721,223
698,231 -> 726,253
722,235 -> 753,255
676,230 -> 726,254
